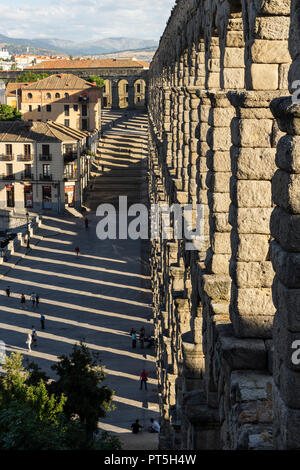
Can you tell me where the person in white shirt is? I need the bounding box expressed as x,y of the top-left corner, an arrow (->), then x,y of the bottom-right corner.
149,418 -> 160,433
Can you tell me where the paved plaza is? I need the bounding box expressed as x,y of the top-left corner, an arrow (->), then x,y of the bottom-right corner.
0,112 -> 159,449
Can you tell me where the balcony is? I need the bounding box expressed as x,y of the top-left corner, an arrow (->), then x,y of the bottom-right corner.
40,174 -> 52,181
39,154 -> 52,161
64,172 -> 78,181
21,172 -> 33,180
18,154 -> 32,161
0,154 -> 14,161
63,152 -> 77,163
0,174 -> 15,180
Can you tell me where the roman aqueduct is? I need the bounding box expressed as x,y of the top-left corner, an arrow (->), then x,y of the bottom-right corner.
147,0 -> 300,450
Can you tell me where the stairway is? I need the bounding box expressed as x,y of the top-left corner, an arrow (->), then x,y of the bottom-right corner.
85,110 -> 148,211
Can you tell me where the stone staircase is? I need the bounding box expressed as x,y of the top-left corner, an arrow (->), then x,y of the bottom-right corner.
85,110 -> 148,211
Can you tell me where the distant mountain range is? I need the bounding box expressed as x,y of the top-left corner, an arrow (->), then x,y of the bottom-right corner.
0,33 -> 158,56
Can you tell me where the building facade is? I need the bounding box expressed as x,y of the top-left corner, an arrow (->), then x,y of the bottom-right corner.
1,58 -> 149,110
0,120 -> 93,213
6,74 -> 102,132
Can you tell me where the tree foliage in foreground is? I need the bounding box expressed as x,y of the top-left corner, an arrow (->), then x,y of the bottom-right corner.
0,344 -> 119,450
49,342 -> 115,442
0,104 -> 21,121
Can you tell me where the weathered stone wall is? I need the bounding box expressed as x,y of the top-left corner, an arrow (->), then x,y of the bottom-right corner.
148,0 -> 296,450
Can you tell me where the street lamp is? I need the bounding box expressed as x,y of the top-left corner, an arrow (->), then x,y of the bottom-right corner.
26,211 -> 30,249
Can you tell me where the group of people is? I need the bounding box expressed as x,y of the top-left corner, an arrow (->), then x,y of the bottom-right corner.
5,287 -> 46,351
130,327 -> 154,349
131,418 -> 160,434
6,287 -> 40,311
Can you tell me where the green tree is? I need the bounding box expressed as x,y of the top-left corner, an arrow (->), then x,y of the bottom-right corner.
15,71 -> 49,83
49,342 -> 115,444
87,75 -> 105,88
0,104 -> 22,121
0,353 -> 85,450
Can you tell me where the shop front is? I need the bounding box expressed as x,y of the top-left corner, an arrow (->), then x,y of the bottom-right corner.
42,185 -> 52,210
65,184 -> 75,207
24,185 -> 33,209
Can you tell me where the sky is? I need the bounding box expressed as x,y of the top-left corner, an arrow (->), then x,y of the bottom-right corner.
0,0 -> 175,42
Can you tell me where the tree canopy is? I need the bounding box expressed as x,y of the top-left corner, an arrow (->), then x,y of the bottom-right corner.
15,72 -> 49,83
49,342 -> 115,443
0,104 -> 21,121
87,76 -> 105,88
0,345 -> 119,450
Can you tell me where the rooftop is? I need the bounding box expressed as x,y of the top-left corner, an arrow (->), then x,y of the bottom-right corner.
27,58 -> 150,70
22,73 -> 98,91
0,120 -> 88,143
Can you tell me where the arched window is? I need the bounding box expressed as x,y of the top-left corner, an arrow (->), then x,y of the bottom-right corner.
55,93 -> 60,99
27,93 -> 32,99
46,93 -> 51,99
64,93 -> 69,99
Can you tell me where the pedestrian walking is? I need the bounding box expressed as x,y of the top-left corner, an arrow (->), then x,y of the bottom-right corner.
139,327 -> 145,349
30,292 -> 36,308
75,246 -> 80,257
20,293 -> 26,310
5,286 -> 10,297
140,368 -> 148,390
130,328 -> 137,348
35,294 -> 40,308
40,314 -> 45,330
26,333 -> 32,352
84,217 -> 89,229
31,326 -> 37,347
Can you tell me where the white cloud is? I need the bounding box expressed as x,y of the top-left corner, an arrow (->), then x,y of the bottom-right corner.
0,0 -> 175,41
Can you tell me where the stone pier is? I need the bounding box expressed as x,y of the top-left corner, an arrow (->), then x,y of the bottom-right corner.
148,0 -> 297,450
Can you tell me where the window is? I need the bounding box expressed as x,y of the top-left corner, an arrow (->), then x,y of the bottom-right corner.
42,144 -> 50,157
55,93 -> 60,99
28,105 -> 32,112
46,93 -> 51,99
24,144 -> 31,158
37,105 -> 41,112
64,93 -> 69,99
64,119 -> 70,127
64,164 -> 74,178
46,104 -> 51,112
64,105 -> 69,116
125,84 -> 129,93
5,144 -> 12,156
43,164 -> 50,176
24,164 -> 31,178
137,97 -> 141,103
81,104 -> 87,117
81,119 -> 88,130
74,104 -> 78,112
137,84 -> 141,93
6,186 -> 14,207
27,93 -> 32,99
6,164 -> 13,176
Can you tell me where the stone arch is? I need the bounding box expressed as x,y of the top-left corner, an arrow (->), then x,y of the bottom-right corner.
117,78 -> 129,108
103,79 -> 112,108
133,78 -> 146,108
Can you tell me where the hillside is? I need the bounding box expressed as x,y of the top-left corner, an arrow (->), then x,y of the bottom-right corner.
0,33 -> 157,56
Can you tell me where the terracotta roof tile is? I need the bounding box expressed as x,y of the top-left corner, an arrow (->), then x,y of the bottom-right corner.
0,120 -> 87,143
27,58 -> 149,70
